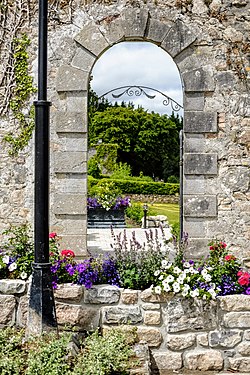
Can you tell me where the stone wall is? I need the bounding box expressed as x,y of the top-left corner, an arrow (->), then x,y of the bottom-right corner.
2,279 -> 250,373
0,0 -> 249,258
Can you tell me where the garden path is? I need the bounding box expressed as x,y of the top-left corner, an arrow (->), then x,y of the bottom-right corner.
87,227 -> 172,256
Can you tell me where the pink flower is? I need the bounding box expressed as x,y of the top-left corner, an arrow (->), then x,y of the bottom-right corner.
220,242 -> 227,248
61,249 -> 75,258
237,270 -> 244,277
49,232 -> 57,238
224,255 -> 236,261
238,272 -> 250,286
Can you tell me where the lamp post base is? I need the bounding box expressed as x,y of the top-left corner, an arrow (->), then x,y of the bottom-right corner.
26,263 -> 57,338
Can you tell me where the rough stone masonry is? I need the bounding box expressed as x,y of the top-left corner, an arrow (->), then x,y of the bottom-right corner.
0,0 -> 249,258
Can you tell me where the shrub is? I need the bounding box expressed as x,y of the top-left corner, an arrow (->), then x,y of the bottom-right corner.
110,162 -> 132,179
0,327 -> 26,375
125,202 -> 144,224
73,329 -> 136,375
87,156 -> 101,179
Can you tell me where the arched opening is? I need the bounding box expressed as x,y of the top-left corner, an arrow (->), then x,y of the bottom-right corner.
87,41 -> 183,253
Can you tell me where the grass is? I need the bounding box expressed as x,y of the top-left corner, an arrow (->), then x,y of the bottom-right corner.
147,203 -> 179,225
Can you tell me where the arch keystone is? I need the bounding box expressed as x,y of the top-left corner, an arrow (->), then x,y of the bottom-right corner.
120,8 -> 149,39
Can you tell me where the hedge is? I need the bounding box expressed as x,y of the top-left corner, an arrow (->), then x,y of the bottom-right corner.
87,177 -> 179,196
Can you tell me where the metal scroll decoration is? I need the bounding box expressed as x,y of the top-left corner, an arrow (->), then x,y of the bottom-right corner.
98,85 -> 183,112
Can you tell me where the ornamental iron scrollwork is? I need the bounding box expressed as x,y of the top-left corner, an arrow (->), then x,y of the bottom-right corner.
98,85 -> 183,112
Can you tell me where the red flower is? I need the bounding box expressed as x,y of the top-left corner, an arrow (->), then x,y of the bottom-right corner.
49,232 -> 57,238
209,246 -> 215,250
238,272 -> 250,286
220,242 -> 227,248
224,255 -> 236,261
61,249 -> 75,258
237,270 -> 244,277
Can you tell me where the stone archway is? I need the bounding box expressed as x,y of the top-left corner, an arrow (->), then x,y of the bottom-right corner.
52,9 -> 218,258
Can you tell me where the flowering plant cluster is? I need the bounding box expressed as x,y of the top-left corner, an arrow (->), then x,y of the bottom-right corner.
0,225 -> 34,281
87,181 -> 130,210
49,232 -> 120,289
152,240 -> 248,300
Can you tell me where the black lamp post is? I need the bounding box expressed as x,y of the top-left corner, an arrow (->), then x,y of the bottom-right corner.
143,204 -> 148,229
26,0 -> 57,336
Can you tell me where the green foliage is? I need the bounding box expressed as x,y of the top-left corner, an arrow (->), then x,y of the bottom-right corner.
0,224 -> 34,280
96,143 -> 119,174
89,180 -> 122,210
111,162 -> 132,179
89,106 -> 182,181
3,34 -> 37,156
125,202 -> 144,224
89,177 -> 179,195
26,332 -> 73,375
74,329 -> 135,375
167,175 -> 179,183
0,327 -> 26,375
112,228 -> 170,290
87,155 -> 101,179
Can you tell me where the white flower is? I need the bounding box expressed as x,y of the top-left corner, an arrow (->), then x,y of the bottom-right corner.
2,255 -> 9,264
163,283 -> 171,292
208,289 -> 217,299
183,284 -> 190,291
203,295 -> 207,300
177,273 -> 185,284
203,274 -> 212,282
159,275 -> 164,281
166,274 -> 175,283
154,270 -> 160,277
183,261 -> 191,268
182,290 -> 188,297
201,269 -> 208,277
173,266 -> 182,274
8,262 -> 17,272
190,289 -> 200,298
154,286 -> 162,295
161,259 -> 168,268
20,271 -> 28,280
173,282 -> 180,293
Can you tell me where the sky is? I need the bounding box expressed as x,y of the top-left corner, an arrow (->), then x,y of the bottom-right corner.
91,41 -> 183,116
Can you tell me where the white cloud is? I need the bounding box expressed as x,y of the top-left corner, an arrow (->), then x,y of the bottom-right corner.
91,42 -> 183,115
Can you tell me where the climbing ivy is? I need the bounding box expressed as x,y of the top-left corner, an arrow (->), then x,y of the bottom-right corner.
3,34 -> 37,156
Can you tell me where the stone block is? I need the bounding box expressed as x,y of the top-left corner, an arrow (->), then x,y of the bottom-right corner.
228,357 -> 250,373
237,341 -> 250,355
222,166 -> 249,193
162,20 -> 196,58
140,288 -> 172,303
74,22 -> 109,57
182,68 -> 215,92
54,111 -> 87,133
146,18 -> 172,43
184,135 -> 206,153
167,333 -> 196,350
219,295 -> 250,312
120,8 -> 148,39
183,175 -> 206,194
184,349 -> 223,371
71,47 -> 95,72
65,92 -> 88,113
184,111 -> 217,133
184,153 -> 218,175
54,284 -> 84,302
51,217 -> 87,236
165,297 -> 217,333
121,289 -> 138,304
16,295 -> 28,327
57,134 -> 87,153
197,333 -> 209,347
102,306 -> 142,324
144,311 -> 161,326
54,152 -> 87,174
183,238 -> 210,260
137,327 -> 162,347
56,66 -> 88,92
0,295 -> 16,326
209,330 -> 242,348
99,16 -> 125,45
184,93 -> 205,111
153,351 -> 182,371
84,285 -> 120,304
54,193 -> 86,215
184,195 -> 217,217
142,303 -> 161,311
0,279 -> 26,295
54,176 -> 87,194
224,312 -> 250,328
183,219 -> 206,238
59,234 -> 88,258
56,302 -> 100,330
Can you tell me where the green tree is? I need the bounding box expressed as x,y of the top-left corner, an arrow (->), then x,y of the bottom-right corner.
88,105 -> 182,181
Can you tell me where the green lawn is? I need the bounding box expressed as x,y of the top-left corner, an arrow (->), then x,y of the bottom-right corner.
147,203 -> 179,225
